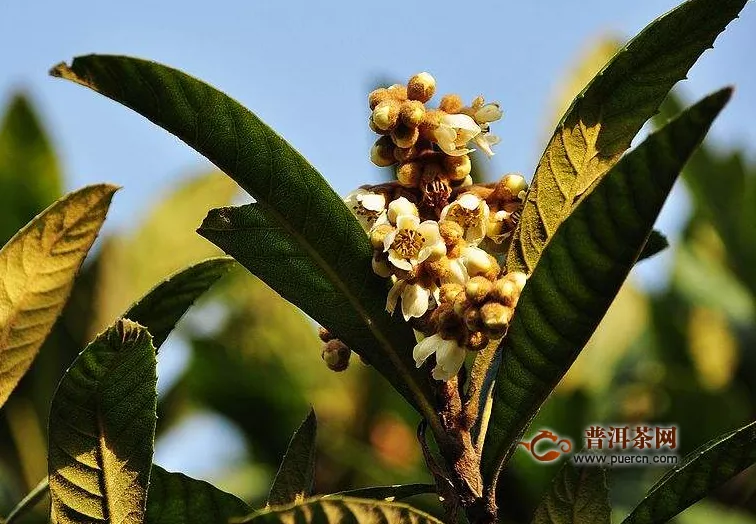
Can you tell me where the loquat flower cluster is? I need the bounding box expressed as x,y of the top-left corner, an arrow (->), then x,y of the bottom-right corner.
344,72 -> 530,381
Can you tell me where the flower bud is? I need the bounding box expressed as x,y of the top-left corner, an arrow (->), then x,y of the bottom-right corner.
407,72 -> 436,103
394,145 -> 418,163
372,100 -> 400,131
439,219 -> 464,245
322,339 -> 351,372
369,116 -> 390,135
387,196 -> 419,224
453,291 -> 471,317
438,308 -> 464,341
439,283 -> 464,305
395,162 -> 420,188
466,276 -> 493,304
318,327 -> 334,342
391,124 -> 420,149
439,94 -> 464,114
400,100 -> 426,128
370,223 -> 394,250
480,302 -> 512,339
387,83 -> 408,101
466,330 -> 489,352
500,174 -> 529,200
371,254 -> 392,278
506,271 -> 528,293
463,306 -> 483,332
369,88 -> 390,110
491,277 -> 519,307
464,247 -> 494,276
370,136 -> 397,167
444,154 -> 472,181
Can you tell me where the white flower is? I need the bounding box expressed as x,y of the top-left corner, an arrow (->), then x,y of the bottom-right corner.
432,113 -> 481,157
387,196 -> 419,225
386,279 -> 436,320
474,133 -> 501,157
440,193 -> 490,245
469,99 -> 503,157
383,216 -> 446,271
413,333 -> 467,381
344,189 -> 386,232
460,245 -> 494,277
486,209 -> 513,244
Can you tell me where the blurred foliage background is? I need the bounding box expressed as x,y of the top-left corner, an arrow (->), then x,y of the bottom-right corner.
1,36 -> 755,524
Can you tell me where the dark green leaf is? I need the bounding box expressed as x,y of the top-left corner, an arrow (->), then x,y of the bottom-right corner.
531,463 -> 610,524
48,319 -> 157,524
638,230 -> 668,262
146,465 -> 249,524
622,421 -> 756,524
506,0 -> 746,274
238,496 -> 444,523
482,89 -> 732,486
0,93 -> 63,244
267,408 -> 318,506
325,484 -> 436,501
51,55 -> 438,429
124,256 -> 236,348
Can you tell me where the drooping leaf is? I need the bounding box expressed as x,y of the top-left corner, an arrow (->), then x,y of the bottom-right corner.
481,89 -> 732,485
91,171 -> 238,337
146,465 -> 249,524
238,496 -> 444,524
506,0 -> 747,274
0,184 -> 117,408
267,408 -> 318,506
325,484 -> 436,502
622,421 -> 756,524
48,319 -> 157,524
0,93 -> 63,244
51,56 -> 437,426
531,463 -> 610,524
638,230 -> 669,262
123,256 -> 236,348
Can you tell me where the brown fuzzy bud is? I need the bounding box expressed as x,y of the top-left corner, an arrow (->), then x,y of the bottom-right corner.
466,276 -> 493,304
483,256 -> 501,282
439,220 -> 464,246
453,292 -> 471,317
496,173 -> 529,201
400,100 -> 426,128
369,88 -> 390,110
387,83 -> 408,101
370,136 -> 397,167
371,254 -> 392,278
506,271 -> 528,293
318,327 -> 334,342
372,100 -> 400,131
407,72 -> 436,103
439,94 -> 464,114
418,109 -> 443,139
439,283 -> 464,305
391,124 -> 420,149
394,146 -> 417,163
322,339 -> 351,372
480,302 -> 512,339
369,116 -> 390,135
396,161 -> 422,188
443,154 -> 472,181
463,306 -> 483,332
491,277 -> 519,307
466,330 -> 489,352
438,307 -> 464,341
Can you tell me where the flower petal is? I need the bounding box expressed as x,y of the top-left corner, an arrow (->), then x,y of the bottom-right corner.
388,251 -> 413,271
432,339 -> 467,381
360,192 -> 386,212
474,103 -> 503,123
396,214 -> 420,231
413,333 -> 443,368
401,283 -> 430,321
386,279 -> 405,314
457,193 -> 481,210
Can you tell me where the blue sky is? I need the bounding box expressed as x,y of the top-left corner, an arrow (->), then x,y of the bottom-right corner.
1,0 -> 754,481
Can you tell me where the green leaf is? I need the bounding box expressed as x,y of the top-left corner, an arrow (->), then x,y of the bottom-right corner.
481,89 -> 732,486
0,93 -> 63,244
638,230 -> 669,262
267,408 -> 317,506
48,319 -> 157,524
123,256 -> 236,348
0,184 -> 117,408
51,55 -> 438,428
324,484 -> 436,501
146,465 -> 249,524
622,421 -> 756,524
531,463 -> 610,524
238,496 -> 444,523
506,0 -> 747,274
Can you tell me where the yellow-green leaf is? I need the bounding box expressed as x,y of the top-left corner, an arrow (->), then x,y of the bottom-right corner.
48,319 -> 157,524
531,464 -> 610,524
507,0 -> 747,274
238,496 -> 444,524
0,184 -> 117,408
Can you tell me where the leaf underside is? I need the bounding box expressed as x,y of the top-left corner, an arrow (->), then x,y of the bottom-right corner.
622,421 -> 756,524
239,496 -> 444,524
531,463 -> 611,524
51,55 -> 436,421
48,319 -> 157,524
123,256 -> 236,348
0,184 -> 116,408
506,0 -> 747,274
267,408 -> 318,506
146,465 -> 250,524
481,89 -> 732,485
